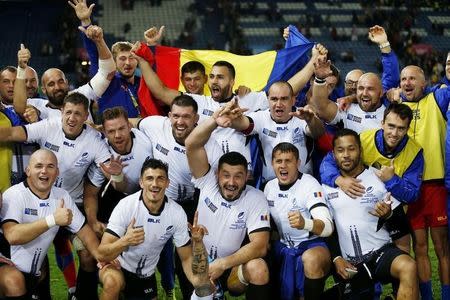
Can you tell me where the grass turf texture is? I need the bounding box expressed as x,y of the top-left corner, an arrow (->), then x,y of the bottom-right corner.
49,238 -> 442,299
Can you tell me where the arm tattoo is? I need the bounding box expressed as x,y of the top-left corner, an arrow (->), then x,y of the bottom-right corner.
192,240 -> 208,275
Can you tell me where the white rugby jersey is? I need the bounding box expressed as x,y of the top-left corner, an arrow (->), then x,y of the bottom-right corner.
189,92 -> 269,169
329,103 -> 385,134
138,116 -> 220,203
247,110 -> 312,181
264,173 -> 327,247
105,128 -> 153,194
193,169 -> 270,259
24,118 -> 111,203
0,182 -> 85,274
27,83 -> 98,122
106,191 -> 190,278
323,167 -> 400,263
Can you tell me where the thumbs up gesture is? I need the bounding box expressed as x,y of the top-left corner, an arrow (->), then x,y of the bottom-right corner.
53,199 -> 73,226
374,159 -> 395,182
123,218 -> 145,246
17,43 -> 31,69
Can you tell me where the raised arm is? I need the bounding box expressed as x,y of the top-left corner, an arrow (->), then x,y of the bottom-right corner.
0,126 -> 27,143
290,105 -> 325,139
310,56 -> 339,122
368,25 -> 399,91
287,43 -> 327,95
13,44 -> 31,115
131,42 -> 180,105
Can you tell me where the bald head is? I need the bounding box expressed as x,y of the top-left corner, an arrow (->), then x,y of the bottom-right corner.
29,149 -> 58,167
356,72 -> 383,112
400,65 -> 426,102
25,66 -> 39,98
41,68 -> 69,107
26,149 -> 59,197
344,69 -> 364,95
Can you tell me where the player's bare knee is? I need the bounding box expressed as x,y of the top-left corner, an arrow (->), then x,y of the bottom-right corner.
243,258 -> 269,285
101,270 -> 124,294
302,248 -> 330,276
78,250 -> 97,271
392,255 -> 417,280
1,267 -> 26,296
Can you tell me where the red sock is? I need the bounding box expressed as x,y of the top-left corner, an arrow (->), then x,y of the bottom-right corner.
53,233 -> 77,289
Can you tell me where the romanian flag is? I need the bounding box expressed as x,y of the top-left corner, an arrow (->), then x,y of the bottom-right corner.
135,36 -> 314,117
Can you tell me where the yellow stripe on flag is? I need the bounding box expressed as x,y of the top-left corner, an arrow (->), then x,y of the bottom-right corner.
179,49 -> 277,95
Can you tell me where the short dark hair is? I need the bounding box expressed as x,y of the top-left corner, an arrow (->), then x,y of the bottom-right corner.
269,81 -> 294,97
63,92 -> 89,112
102,106 -> 129,125
218,152 -> 247,171
272,142 -> 299,161
170,94 -> 198,113
181,61 -> 205,76
140,158 -> 169,178
383,103 -> 413,126
0,66 -> 17,76
212,61 -> 235,79
332,128 -> 361,149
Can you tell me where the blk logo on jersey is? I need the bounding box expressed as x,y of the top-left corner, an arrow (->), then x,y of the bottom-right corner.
24,208 -> 38,216
44,141 -> 60,152
347,114 -> 362,123
276,126 -> 288,131
39,202 -> 50,207
221,202 -> 231,209
63,141 -> 75,148
278,193 -> 287,198
121,155 -> 134,162
173,146 -> 186,154
147,218 -> 160,223
365,114 -> 377,119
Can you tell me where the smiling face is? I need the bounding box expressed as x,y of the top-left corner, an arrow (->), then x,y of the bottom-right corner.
104,116 -> 132,154
208,66 -> 234,101
25,67 -> 39,98
26,150 -> 59,198
356,73 -> 382,112
272,150 -> 299,185
217,163 -> 247,201
381,112 -> 409,152
400,66 -> 426,102
181,70 -> 207,95
42,68 -> 69,107
139,167 -> 169,204
344,69 -> 363,96
61,102 -> 89,138
268,82 -> 295,123
168,104 -> 199,144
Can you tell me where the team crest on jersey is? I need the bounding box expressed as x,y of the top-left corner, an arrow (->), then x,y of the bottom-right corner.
24,208 -> 38,216
204,197 -> 218,213
156,144 -> 169,155
361,186 -> 377,204
74,152 -> 90,167
202,109 -> 213,116
292,127 -> 304,144
121,155 -> 134,162
158,225 -> 174,241
230,211 -> 246,230
262,128 -> 277,138
44,141 -> 60,152
347,114 -> 362,123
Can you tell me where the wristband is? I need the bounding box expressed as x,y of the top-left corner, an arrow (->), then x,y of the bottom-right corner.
314,76 -> 326,85
45,214 -> 56,228
16,66 -> 26,79
302,218 -> 314,231
111,173 -> 124,182
379,42 -> 390,49
332,256 -> 343,263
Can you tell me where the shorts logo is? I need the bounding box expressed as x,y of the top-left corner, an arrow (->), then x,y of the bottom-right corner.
156,144 -> 169,156
347,114 -> 362,123
44,141 -> 60,152
262,128 -> 277,138
204,197 -> 217,213
437,216 -> 448,222
144,288 -> 154,294
24,208 -> 38,216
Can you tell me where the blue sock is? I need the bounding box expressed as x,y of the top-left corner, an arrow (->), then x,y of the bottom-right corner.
373,282 -> 382,300
442,284 -> 450,300
419,281 -> 433,300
